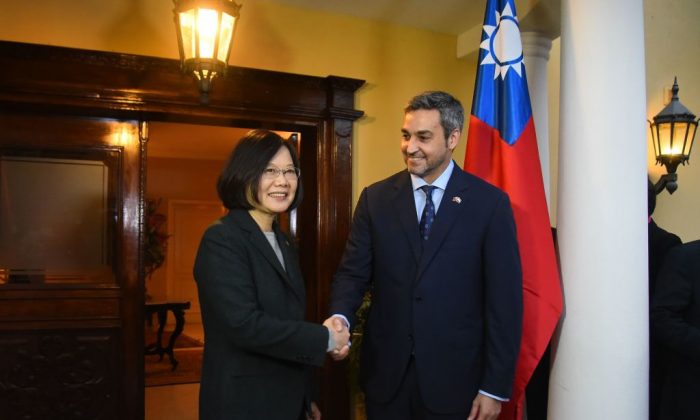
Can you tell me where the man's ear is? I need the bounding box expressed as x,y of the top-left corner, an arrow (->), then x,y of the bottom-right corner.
447,129 -> 461,151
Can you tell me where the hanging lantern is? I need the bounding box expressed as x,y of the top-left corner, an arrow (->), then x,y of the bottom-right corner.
649,77 -> 698,194
173,0 -> 241,104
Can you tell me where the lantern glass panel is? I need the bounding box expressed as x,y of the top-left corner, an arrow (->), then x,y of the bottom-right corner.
686,123 -> 697,156
179,10 -> 196,60
217,13 -> 236,62
658,122 -> 675,155
650,123 -> 660,159
672,121 -> 689,155
196,8 -> 220,59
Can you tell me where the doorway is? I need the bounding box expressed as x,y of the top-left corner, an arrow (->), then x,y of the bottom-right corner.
144,122 -> 303,418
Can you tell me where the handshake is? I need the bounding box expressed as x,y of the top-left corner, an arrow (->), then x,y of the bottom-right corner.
323,316 -> 351,361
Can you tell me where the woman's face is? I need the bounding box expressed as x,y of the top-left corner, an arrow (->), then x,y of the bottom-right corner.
255,146 -> 298,215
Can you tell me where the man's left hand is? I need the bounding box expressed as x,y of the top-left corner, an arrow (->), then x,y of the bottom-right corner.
467,394 -> 501,420
306,401 -> 321,420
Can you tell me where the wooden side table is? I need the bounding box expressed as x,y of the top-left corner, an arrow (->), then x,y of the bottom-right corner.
144,301 -> 191,370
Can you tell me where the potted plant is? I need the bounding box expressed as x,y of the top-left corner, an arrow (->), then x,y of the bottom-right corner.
349,290 -> 372,420
144,198 -> 170,300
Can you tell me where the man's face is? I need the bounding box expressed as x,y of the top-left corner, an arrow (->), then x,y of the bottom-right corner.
401,109 -> 459,184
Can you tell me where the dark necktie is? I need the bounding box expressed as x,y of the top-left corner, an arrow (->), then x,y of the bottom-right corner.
419,185 -> 437,240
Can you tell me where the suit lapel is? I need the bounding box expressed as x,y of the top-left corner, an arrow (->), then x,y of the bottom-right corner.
229,210 -> 304,303
393,172 -> 422,264
274,225 -> 305,302
417,165 -> 470,280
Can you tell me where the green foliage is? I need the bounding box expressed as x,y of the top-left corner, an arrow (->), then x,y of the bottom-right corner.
144,198 -> 170,279
348,289 -> 372,392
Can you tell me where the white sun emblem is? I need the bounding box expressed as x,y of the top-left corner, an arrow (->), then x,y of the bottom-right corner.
479,3 -> 524,80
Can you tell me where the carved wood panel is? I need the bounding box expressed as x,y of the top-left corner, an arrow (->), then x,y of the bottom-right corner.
0,332 -> 118,420
0,113 -> 141,419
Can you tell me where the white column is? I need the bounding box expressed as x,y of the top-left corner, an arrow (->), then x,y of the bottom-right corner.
550,1 -> 648,419
521,32 -> 553,214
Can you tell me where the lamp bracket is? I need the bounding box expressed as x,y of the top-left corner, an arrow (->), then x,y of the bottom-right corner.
653,173 -> 678,195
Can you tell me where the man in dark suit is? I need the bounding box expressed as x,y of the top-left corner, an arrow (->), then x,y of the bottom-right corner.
651,239 -> 700,420
326,91 -> 523,420
647,178 -> 681,420
647,179 -> 682,294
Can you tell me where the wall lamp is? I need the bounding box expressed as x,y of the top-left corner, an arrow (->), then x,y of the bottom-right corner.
173,0 -> 241,105
649,77 -> 698,195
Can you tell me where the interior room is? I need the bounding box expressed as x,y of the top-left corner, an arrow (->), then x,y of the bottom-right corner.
144,123 -> 233,419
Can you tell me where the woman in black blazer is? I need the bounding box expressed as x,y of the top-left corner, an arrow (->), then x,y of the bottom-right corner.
194,130 -> 348,420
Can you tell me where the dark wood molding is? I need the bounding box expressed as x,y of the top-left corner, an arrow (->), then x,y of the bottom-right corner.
0,41 -> 364,124
0,40 -> 363,420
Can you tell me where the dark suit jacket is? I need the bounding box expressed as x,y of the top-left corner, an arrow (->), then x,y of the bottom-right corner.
648,219 -> 681,296
652,239 -> 700,420
647,219 -> 680,420
330,165 -> 523,414
194,209 -> 328,420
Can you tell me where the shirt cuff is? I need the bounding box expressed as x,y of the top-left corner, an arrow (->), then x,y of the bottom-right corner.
478,390 -> 508,402
332,314 -> 351,329
326,327 -> 336,352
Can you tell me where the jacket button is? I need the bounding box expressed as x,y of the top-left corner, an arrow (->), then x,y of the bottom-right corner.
415,296 -> 423,302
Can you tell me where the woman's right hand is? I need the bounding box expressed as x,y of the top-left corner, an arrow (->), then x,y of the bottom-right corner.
323,316 -> 350,360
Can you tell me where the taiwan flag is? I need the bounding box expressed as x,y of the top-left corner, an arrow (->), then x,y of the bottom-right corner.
464,0 -> 563,419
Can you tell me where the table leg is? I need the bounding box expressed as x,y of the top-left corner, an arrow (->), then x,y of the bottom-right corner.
145,308 -> 169,362
155,308 -> 168,361
165,307 -> 187,370
144,302 -> 190,371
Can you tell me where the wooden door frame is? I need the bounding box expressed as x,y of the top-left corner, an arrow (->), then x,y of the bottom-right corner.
0,40 -> 363,420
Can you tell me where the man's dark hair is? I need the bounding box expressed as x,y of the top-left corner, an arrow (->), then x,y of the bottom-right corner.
404,91 -> 465,141
217,129 -> 302,210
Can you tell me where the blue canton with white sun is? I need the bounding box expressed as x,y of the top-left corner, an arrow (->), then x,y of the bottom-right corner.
472,0 -> 533,145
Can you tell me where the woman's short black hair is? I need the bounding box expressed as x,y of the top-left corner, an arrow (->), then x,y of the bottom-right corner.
217,129 -> 302,211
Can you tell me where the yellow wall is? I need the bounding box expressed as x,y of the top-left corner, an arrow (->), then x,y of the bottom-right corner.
643,0 -> 700,242
547,37 -> 561,227
235,2 -> 474,201
145,157 -> 222,300
544,0 -> 700,241
2,0 -> 699,240
0,0 -> 474,206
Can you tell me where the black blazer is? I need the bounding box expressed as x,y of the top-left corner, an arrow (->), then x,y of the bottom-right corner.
648,219 -> 681,296
652,239 -> 700,420
194,209 -> 328,420
330,165 -> 523,414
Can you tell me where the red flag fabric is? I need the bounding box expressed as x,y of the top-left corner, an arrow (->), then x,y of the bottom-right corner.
464,0 -> 563,418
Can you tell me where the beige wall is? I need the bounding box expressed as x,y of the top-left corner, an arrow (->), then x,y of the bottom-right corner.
230,1 -> 476,204
145,157 -> 222,300
1,0 -> 699,239
548,37 -> 561,226
0,0 -> 474,206
643,0 -> 700,242
545,0 -> 700,241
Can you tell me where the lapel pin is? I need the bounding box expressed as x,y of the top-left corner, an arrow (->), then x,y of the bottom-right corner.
452,196 -> 462,204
